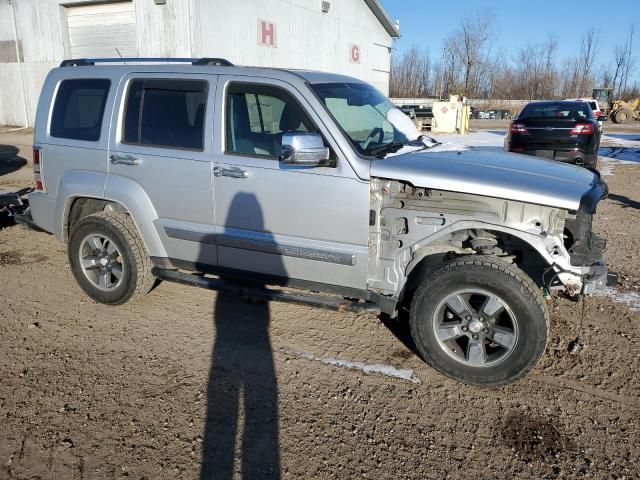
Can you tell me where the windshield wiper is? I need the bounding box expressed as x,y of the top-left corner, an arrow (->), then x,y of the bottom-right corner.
367,141 -> 405,158
414,135 -> 442,149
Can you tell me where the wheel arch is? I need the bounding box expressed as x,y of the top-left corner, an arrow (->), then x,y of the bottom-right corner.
64,197 -> 125,242
400,225 -> 554,305
59,173 -> 167,258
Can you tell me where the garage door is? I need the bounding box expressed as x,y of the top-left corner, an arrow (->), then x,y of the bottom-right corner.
66,2 -> 138,58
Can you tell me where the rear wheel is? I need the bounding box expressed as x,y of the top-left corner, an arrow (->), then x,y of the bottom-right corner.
409,256 -> 549,386
68,211 -> 154,305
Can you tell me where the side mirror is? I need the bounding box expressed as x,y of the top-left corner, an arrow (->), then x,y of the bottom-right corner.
280,132 -> 329,166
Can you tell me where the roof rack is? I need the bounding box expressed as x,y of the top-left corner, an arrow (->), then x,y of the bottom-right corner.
59,57 -> 234,67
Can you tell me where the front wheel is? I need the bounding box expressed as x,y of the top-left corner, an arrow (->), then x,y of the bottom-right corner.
409,256 -> 549,386
613,109 -> 632,124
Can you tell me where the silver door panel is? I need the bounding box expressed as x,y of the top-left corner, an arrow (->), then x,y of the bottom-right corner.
213,164 -> 368,245
216,225 -> 368,289
107,73 -> 217,264
154,218 -> 217,266
217,246 -> 367,289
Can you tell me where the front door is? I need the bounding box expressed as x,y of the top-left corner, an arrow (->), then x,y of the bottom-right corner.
107,73 -> 218,266
211,76 -> 369,291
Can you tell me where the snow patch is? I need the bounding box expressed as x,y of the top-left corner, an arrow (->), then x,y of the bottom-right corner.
599,157 -> 617,176
596,287 -> 640,312
436,130 -> 506,148
601,134 -> 640,147
387,107 -> 421,141
284,349 -> 421,384
598,156 -> 639,177
385,131 -> 504,158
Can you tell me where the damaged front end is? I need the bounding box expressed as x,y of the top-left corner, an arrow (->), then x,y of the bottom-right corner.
564,173 -> 615,294
367,173 -> 613,303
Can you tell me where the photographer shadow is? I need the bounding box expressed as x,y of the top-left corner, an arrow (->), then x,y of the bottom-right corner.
200,192 -> 281,480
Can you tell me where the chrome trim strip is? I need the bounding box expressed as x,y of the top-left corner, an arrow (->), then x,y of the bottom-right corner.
163,227 -> 356,266
217,235 -> 356,266
526,127 -> 573,130
164,226 -> 216,244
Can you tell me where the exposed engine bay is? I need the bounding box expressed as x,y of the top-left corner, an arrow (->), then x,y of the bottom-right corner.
367,178 -> 608,299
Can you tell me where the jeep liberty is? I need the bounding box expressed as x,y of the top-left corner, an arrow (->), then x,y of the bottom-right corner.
26,58 -> 611,385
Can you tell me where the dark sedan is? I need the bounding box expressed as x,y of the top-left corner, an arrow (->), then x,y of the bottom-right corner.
504,101 -> 601,168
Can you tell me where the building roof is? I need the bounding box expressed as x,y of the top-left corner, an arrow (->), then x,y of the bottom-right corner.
364,0 -> 400,38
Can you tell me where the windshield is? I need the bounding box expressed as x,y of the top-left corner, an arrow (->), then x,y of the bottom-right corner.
310,82 -> 420,156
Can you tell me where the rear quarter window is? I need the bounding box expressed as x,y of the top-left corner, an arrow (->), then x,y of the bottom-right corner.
50,79 -> 111,141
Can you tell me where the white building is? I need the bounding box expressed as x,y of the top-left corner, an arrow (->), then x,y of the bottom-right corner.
0,0 -> 399,127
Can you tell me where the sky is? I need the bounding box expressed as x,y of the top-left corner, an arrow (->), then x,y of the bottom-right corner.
379,0 -> 640,83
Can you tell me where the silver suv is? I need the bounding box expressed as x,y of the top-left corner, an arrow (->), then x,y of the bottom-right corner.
27,58 -> 610,385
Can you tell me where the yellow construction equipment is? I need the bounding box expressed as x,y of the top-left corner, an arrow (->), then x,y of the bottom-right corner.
610,98 -> 639,124
592,88 -> 640,124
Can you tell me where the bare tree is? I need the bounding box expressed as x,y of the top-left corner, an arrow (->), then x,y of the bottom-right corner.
578,28 -> 600,96
439,39 -> 458,98
611,43 -> 629,96
446,10 -> 495,97
390,45 -> 434,97
558,29 -> 600,98
388,15 -> 634,102
621,24 -> 636,98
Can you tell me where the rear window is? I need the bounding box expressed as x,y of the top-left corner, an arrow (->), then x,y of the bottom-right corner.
123,79 -> 207,150
50,79 -> 110,141
519,103 -> 593,120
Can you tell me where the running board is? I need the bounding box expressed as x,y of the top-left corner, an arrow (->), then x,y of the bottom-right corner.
151,267 -> 381,314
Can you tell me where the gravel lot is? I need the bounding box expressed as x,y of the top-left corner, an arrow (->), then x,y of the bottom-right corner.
1,125 -> 639,479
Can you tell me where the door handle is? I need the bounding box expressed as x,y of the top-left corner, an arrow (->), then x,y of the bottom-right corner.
110,154 -> 140,166
213,166 -> 248,179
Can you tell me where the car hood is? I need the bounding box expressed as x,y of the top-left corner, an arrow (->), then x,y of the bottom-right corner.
370,146 -> 603,211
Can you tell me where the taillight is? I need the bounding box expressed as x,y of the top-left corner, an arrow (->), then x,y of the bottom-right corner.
510,122 -> 529,135
33,147 -> 45,192
570,123 -> 594,135
595,111 -> 601,118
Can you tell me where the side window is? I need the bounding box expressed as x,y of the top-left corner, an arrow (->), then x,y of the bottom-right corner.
226,83 -> 315,157
51,79 -> 110,141
123,79 -> 207,150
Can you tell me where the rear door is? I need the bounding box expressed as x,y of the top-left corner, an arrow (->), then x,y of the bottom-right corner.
107,73 -> 218,266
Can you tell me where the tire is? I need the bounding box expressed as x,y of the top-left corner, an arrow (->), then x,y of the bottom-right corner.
613,109 -> 632,124
68,211 -> 154,305
409,256 -> 549,386
584,153 -> 598,169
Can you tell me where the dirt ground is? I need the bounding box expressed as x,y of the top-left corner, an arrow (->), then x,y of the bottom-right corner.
1,126 -> 639,479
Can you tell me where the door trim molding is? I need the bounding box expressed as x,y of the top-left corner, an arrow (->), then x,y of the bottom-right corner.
164,226 -> 356,266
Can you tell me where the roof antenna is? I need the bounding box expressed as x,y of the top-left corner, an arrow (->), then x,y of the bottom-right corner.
115,47 -> 126,65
